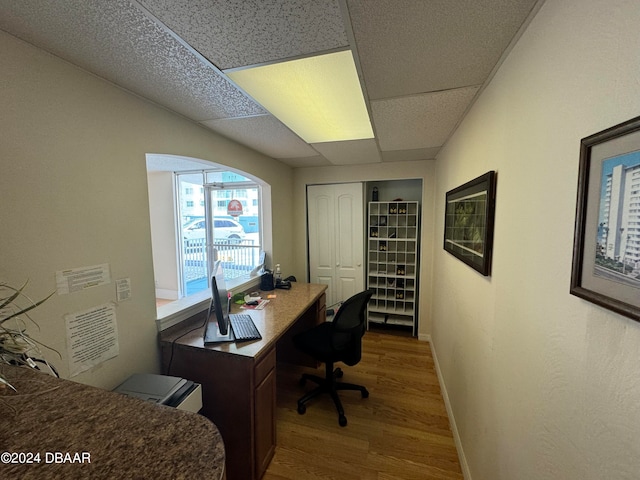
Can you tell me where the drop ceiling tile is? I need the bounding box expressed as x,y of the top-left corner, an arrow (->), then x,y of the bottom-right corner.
139,0 -> 349,69
381,147 -> 440,162
311,139 -> 382,165
0,0 -> 265,121
372,86 -> 480,151
202,115 -> 318,159
347,0 -> 539,99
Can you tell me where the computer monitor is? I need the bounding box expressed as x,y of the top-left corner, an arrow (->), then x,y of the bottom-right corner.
204,267 -> 235,344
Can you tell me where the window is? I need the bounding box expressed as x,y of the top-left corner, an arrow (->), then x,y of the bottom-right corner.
147,154 -> 271,328
176,170 -> 262,298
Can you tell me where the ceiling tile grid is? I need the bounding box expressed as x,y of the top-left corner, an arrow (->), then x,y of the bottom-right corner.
372,86 -> 481,151
138,0 -> 349,70
0,0 -> 266,121
346,0 -> 540,100
0,0 -> 542,167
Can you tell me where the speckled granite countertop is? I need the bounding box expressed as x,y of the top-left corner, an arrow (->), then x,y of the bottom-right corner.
0,365 -> 225,480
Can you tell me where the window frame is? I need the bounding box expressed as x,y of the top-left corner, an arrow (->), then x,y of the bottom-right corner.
147,154 -> 272,331
175,170 -> 263,298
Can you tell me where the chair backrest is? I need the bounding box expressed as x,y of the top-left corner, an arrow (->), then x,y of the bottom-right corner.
330,289 -> 374,366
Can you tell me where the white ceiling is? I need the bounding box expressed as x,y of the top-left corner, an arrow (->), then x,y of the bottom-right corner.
0,0 -> 542,168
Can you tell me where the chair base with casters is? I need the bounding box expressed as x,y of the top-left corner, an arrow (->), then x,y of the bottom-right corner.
296,361 -> 369,427
293,289 -> 374,427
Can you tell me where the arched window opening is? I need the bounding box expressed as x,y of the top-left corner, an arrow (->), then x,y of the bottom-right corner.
147,155 -> 268,317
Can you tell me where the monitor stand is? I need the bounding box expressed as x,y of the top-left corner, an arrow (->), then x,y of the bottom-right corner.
204,321 -> 235,345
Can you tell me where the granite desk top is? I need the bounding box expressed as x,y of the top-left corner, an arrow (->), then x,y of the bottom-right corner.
0,365 -> 225,480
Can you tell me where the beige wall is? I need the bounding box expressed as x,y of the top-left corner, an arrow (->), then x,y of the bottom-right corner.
432,0 -> 640,478
0,31 -> 293,388
292,161 -> 436,337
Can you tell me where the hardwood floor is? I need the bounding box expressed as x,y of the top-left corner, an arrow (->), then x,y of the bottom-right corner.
264,330 -> 463,480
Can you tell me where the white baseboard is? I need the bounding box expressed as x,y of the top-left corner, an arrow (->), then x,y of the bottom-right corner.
427,337 -> 472,480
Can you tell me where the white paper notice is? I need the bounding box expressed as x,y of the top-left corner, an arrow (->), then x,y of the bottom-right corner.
115,278 -> 132,302
56,263 -> 111,295
65,303 -> 119,377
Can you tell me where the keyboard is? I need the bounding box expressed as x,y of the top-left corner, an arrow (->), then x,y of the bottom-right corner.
229,314 -> 262,342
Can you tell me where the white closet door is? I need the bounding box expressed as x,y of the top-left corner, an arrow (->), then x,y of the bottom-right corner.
307,186 -> 335,297
307,183 -> 364,307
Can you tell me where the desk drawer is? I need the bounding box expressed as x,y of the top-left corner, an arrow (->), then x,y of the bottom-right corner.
317,293 -> 326,311
255,347 -> 276,385
254,347 -> 277,478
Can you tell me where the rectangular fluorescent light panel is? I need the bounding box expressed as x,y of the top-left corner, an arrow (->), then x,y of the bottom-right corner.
227,50 -> 373,144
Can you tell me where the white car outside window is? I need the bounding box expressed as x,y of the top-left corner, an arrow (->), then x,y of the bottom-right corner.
183,218 -> 245,244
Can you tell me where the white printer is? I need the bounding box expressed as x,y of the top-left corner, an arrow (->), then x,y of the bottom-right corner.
114,373 -> 202,413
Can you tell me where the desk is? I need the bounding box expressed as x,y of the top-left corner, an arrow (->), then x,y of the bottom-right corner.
0,365 -> 225,480
159,283 -> 327,480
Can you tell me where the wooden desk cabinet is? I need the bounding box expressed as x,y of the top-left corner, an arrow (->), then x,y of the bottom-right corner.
160,284 -> 326,480
254,348 -> 277,477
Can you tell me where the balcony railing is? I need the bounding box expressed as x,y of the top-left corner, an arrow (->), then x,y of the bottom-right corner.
183,238 -> 260,294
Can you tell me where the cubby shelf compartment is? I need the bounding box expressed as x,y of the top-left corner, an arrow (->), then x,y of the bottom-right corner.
366,201 -> 420,335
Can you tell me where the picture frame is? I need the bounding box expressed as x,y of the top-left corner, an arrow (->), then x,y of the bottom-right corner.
444,171 -> 497,276
571,116 -> 640,322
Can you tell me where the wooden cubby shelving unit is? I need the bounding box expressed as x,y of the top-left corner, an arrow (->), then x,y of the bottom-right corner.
367,201 -> 420,335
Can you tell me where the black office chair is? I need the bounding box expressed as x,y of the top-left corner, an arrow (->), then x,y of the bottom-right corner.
293,289 -> 374,426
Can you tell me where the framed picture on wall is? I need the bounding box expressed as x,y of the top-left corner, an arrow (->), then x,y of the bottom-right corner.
444,171 -> 497,276
571,115 -> 640,322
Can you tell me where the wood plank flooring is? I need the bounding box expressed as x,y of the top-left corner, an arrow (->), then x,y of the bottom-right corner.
264,330 -> 463,480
